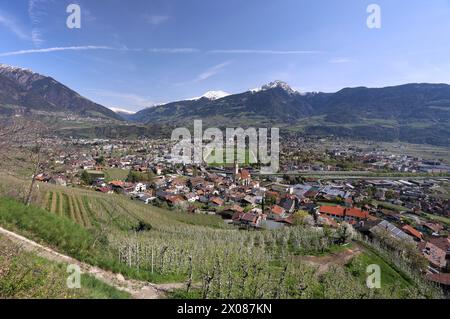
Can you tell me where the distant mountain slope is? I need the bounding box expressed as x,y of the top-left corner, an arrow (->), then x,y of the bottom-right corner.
0,64 -> 122,120
130,81 -> 450,146
305,83 -> 450,123
130,81 -> 313,125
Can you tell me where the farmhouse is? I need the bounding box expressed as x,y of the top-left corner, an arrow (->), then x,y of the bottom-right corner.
318,205 -> 369,222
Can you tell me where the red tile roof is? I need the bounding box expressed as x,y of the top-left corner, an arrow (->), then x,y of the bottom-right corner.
241,213 -> 258,223
230,204 -> 244,213
211,197 -> 224,206
167,195 -> 185,204
419,241 -> 447,268
401,225 -> 423,240
346,207 -> 369,219
426,273 -> 450,286
271,205 -> 285,215
319,205 -> 345,216
319,205 -> 370,220
240,169 -> 250,179
110,180 -> 125,187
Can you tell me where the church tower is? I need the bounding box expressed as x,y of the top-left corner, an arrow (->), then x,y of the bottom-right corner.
234,160 -> 239,181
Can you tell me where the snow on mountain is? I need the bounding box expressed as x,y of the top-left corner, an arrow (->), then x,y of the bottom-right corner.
0,63 -> 46,85
109,107 -> 136,115
251,80 -> 298,94
0,63 -> 33,73
190,90 -> 230,101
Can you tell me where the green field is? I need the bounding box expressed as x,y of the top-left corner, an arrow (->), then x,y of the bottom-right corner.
104,168 -> 130,182
346,247 -> 412,294
372,200 -> 411,212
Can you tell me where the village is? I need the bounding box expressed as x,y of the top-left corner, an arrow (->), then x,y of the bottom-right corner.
30,135 -> 450,291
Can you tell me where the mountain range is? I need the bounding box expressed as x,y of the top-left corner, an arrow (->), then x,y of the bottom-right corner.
127,80 -> 450,146
0,64 -> 448,146
0,64 -> 121,120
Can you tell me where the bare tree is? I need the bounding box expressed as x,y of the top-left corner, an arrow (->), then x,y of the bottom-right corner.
0,116 -> 48,205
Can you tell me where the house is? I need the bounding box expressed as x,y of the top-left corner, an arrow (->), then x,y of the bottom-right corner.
221,205 -> 245,219
418,241 -> 448,271
243,195 -> 257,206
419,237 -> 450,272
184,193 -> 199,203
424,222 -> 444,235
49,176 -> 67,187
189,177 -> 205,189
319,205 -> 369,222
378,209 -> 401,222
279,196 -> 296,213
369,219 -> 414,242
167,195 -> 186,207
110,180 -> 126,193
134,183 -> 147,193
35,173 -> 51,183
304,187 -> 319,199
234,163 -> 251,186
345,207 -> 370,222
269,205 -> 286,220
319,205 -> 345,221
238,212 -> 265,228
426,273 -> 450,292
96,186 -> 113,194
210,197 -> 224,207
401,225 -> 423,241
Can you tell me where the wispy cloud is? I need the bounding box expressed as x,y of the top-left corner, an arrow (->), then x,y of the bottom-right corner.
31,29 -> 44,46
196,61 -> 231,82
0,45 -> 203,57
144,14 -> 170,25
28,0 -> 49,24
147,48 -> 200,53
329,57 -> 352,64
208,49 -> 325,55
0,10 -> 29,40
28,0 -> 51,46
0,46 -> 116,57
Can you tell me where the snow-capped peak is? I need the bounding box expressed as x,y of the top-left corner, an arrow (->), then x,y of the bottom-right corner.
250,80 -> 298,94
109,107 -> 136,115
261,80 -> 297,93
190,90 -> 230,101
0,63 -> 32,73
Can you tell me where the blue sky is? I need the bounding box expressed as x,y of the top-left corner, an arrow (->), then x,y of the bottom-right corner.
1,0 -> 450,111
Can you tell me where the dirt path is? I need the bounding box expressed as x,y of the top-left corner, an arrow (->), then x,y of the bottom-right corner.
293,244 -> 363,275
0,226 -> 186,299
